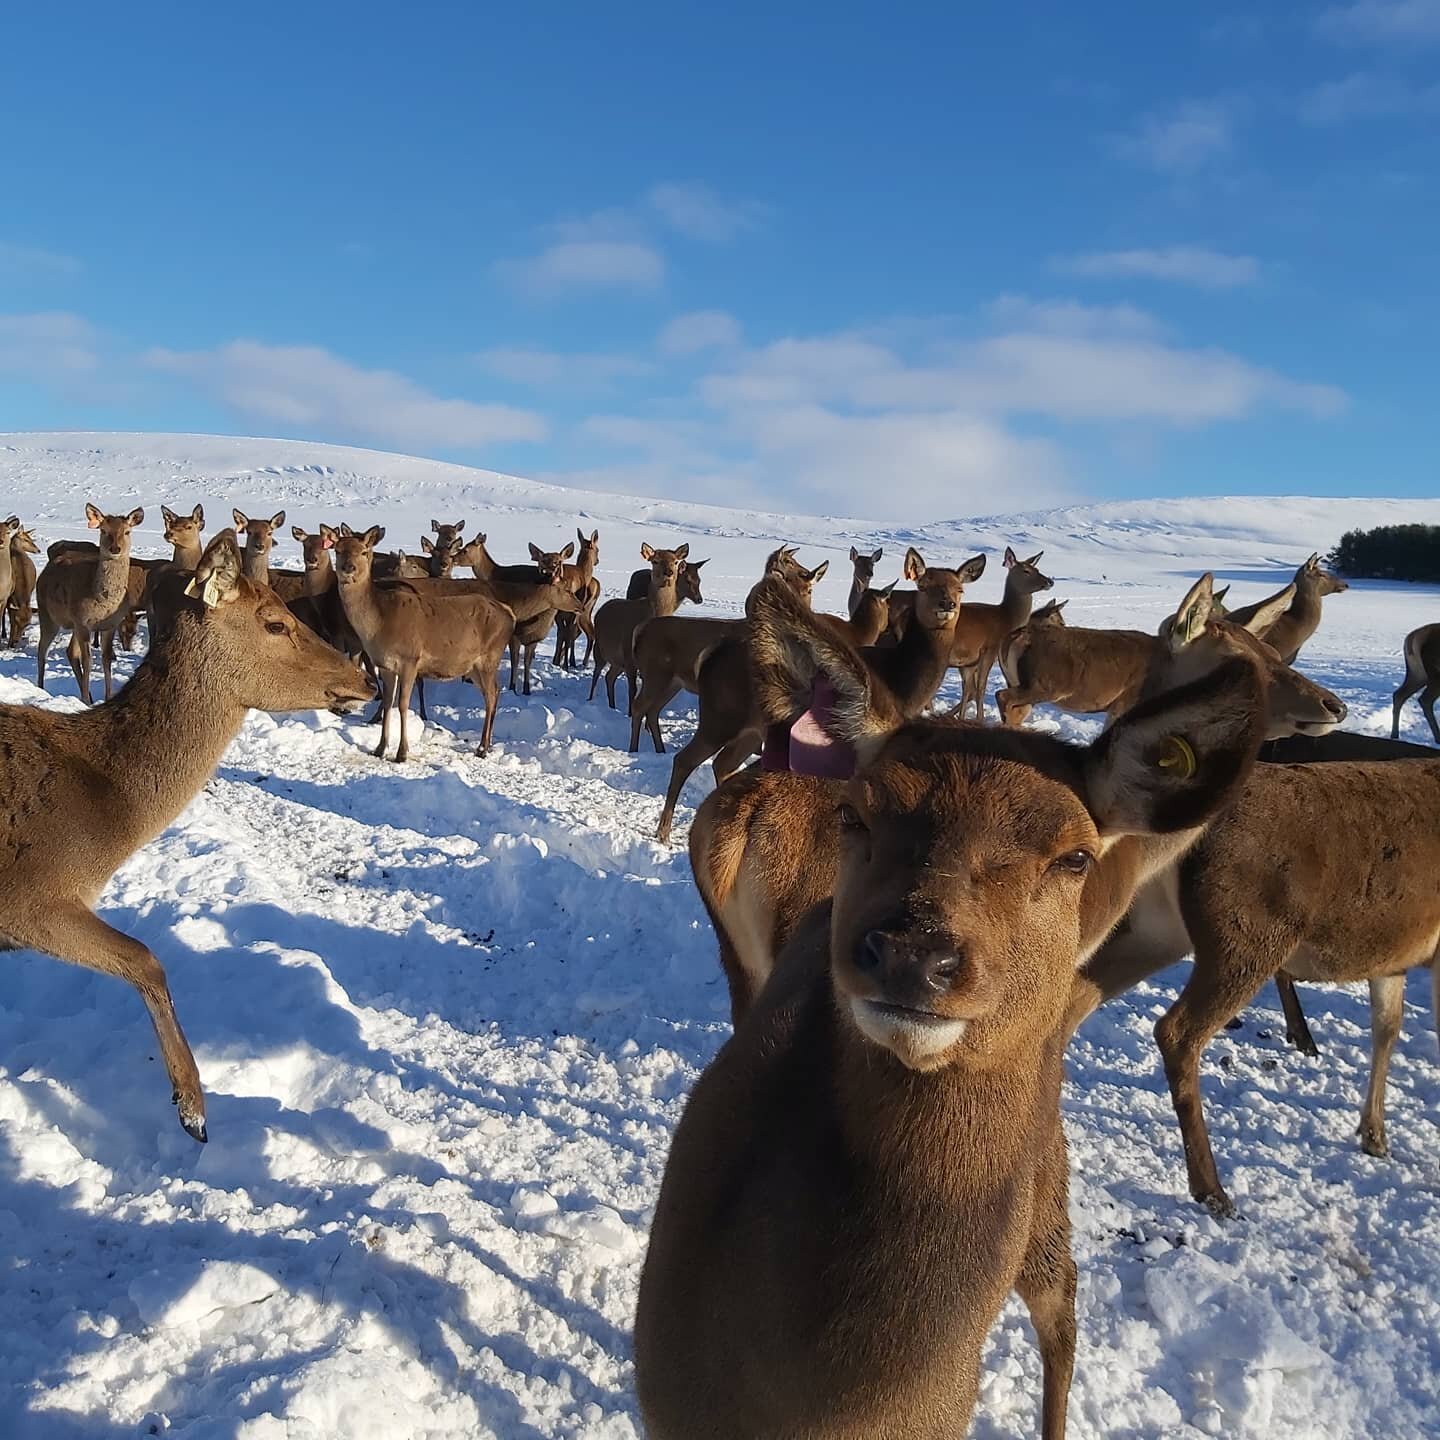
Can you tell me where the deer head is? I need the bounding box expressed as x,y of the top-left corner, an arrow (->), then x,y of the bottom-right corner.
527,541 -> 571,583
161,503 -> 205,551
849,545 -> 884,588
332,525 -> 386,585
291,525 -> 336,571
1001,546 -> 1055,598
905,547 -> 986,632
1298,552 -> 1349,597
641,542 -> 689,589
679,557 -> 708,605
232,509 -> 286,555
85,503 -> 144,557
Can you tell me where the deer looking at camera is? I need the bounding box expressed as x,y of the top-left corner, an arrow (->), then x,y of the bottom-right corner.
950,547 -> 1054,719
848,544 -> 884,617
690,574 -> 1343,1025
2,521 -> 41,644
231,509 -> 286,587
36,504 -> 145,703
636,576 -> 1274,1440
1391,622 -> 1440,745
553,527 -> 601,669
139,504 -> 208,641
589,544 -> 694,711
3,531 -> 371,1142
1224,552 -> 1348,665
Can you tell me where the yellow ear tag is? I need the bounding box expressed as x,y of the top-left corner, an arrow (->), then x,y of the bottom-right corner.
184,571 -> 224,609
1157,734 -> 1197,779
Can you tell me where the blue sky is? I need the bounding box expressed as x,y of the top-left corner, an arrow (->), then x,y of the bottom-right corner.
2,2 -> 1437,518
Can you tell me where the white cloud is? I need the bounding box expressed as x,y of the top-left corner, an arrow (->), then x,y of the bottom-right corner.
1056,247 -> 1260,289
0,311 -> 99,379
0,242 -> 82,278
474,347 -> 654,386
646,183 -> 763,242
493,239 -> 665,296
657,310 -> 743,355
1114,99 -> 1237,173
146,341 -> 547,451
1318,0 -> 1440,44
1300,70 -> 1440,123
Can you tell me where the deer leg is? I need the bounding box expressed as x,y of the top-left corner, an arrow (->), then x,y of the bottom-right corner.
588,649 -> 606,702
1015,1145 -> 1077,1440
394,668 -> 416,762
508,636 -> 520,694
973,655 -> 997,722
1421,684 -> 1440,745
101,628 -> 117,701
713,730 -> 760,786
415,677 -> 428,725
1391,676 -> 1422,738
68,628 -> 94,705
657,732 -> 724,844
523,641 -> 538,696
373,668 -> 398,758
1275,974 -> 1320,1057
578,606 -> 596,668
1154,947 -> 1277,1217
648,680 -> 683,754
36,615 -> 58,691
9,904 -> 206,1141
1359,974 -> 1406,1158
472,661 -> 502,754
605,663 -> 619,711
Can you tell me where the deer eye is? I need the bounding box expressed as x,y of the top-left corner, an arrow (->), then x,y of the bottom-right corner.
837,803 -> 867,834
1050,849 -> 1093,876
265,619 -> 289,636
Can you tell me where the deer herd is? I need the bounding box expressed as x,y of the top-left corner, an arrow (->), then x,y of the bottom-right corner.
1,497 -> 1438,1437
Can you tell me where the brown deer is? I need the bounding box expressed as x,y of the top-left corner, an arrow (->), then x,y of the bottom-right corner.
0,517 -> 18,638
848,544 -> 884,617
37,505 -> 145,703
1391,622 -> 1440,745
456,534 -> 574,695
996,584 -> 1301,728
1223,552 -> 1348,665
140,504 -> 208,639
2,521 -> 40,644
653,550 -> 983,845
691,574 -> 1343,1025
588,544 -> 692,710
232,508 -> 286,585
745,547 -> 826,617
951,547 -> 1054,719
2,531 -> 371,1141
1075,739 -> 1440,1216
635,576 -> 1274,1440
553,528 -> 601,669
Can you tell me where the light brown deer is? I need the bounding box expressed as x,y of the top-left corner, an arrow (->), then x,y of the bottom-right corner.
1392,622 -> 1440,745
2,531 -> 371,1141
1223,553 -> 1348,665
332,525 -> 539,761
232,508 -> 286,585
140,504 -> 208,640
37,505 -> 145,703
653,550 -> 983,845
691,574 -> 1344,1025
635,576 -> 1273,1440
848,544 -> 884,617
2,521 -> 40,644
1077,742 -> 1440,1216
996,583 -> 1302,728
553,527 -> 601,669
951,547 -> 1054,719
588,544 -> 691,710
0,517 -> 18,638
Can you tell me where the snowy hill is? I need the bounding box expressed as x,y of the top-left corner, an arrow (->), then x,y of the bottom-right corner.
1,432 -> 1438,1439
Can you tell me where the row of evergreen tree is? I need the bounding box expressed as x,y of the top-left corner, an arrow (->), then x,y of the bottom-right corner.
1328,524 -> 1440,583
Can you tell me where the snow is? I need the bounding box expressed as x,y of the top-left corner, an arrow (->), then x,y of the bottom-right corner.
1,431 -> 1438,1439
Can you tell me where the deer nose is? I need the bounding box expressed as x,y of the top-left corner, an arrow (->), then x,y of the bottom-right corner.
859,930 -> 966,995
1326,695 -> 1347,721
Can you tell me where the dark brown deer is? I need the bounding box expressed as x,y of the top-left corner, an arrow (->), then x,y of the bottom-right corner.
635,576 -> 1273,1440
692,574 -> 1343,1025
2,521 -> 40,644
2,531 -> 371,1141
951,547 -> 1054,719
553,528 -> 601,669
232,508 -> 286,585
1392,622 -> 1440,745
589,544 -> 692,710
1223,552 -> 1348,665
653,550 -> 983,844
37,505 -> 145,703
745,547 -> 826,617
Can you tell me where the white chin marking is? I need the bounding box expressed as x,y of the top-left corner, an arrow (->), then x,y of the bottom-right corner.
849,997 -> 968,1061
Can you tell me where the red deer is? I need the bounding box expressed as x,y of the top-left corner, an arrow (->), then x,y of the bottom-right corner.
635,575 -> 1273,1440
2,521 -> 40,644
232,508 -> 286,585
1391,622 -> 1440,745
847,544 -> 884,617
2,531 -> 370,1140
553,528 -> 601,669
1224,552 -> 1348,665
950,547 -> 1054,719
589,544 -> 693,711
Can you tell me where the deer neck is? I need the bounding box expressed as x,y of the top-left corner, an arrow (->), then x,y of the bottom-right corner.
998,572 -> 1037,630
466,546 -> 496,582
303,562 -> 335,598
242,543 -> 270,584
0,545 -> 13,592
336,573 -> 384,646
171,538 -> 203,569
848,574 -> 867,618
873,614 -> 954,715
649,579 -> 680,618
90,545 -> 133,609
1289,577 -> 1322,626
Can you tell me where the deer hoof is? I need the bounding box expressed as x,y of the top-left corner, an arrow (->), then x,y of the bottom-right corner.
173,1093 -> 208,1144
1288,1033 -> 1320,1059
1199,1190 -> 1237,1220
1360,1127 -> 1389,1159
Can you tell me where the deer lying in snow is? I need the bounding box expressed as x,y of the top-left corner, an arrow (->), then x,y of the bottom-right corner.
2,531 -> 371,1140
1392,622 -> 1440,745
1224,551 -> 1348,665
636,574 -> 1275,1440
2,520 -> 40,643
690,574 -> 1343,1025
950,546 -> 1054,719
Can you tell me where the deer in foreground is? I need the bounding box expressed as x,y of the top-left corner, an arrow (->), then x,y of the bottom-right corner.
636,577 -> 1274,1440
552,528 -> 601,669
996,583 -> 1301,728
589,544 -> 692,711
848,544 -> 884,617
950,547 -> 1054,719
1223,552 -> 1348,665
2,521 -> 40,644
333,525 -> 528,761
653,550 -> 982,845
1392,622 -> 1440,745
232,508 -> 286,586
36,505 -> 145,703
2,531 -> 371,1141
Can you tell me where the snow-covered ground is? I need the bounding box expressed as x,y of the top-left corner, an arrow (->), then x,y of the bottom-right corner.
1,431 -> 1438,1439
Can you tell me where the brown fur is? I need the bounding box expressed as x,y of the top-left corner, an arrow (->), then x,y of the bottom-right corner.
847,544 -> 884,617
587,544 -> 693,711
1,531 -> 370,1141
1392,622 -> 1440,745
950,547 -> 1054,719
2,523 -> 40,644
553,527 -> 601,669
1224,553 -> 1348,665
232,508 -> 286,586
636,581 -> 1270,1440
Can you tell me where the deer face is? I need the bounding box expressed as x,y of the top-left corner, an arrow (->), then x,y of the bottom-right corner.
1298,553 -> 1349,597
1002,546 -> 1055,598
1031,599 -> 1068,628
906,548 -> 985,632
679,557 -> 708,605
162,504 -> 205,551
527,542 -> 569,584
850,545 -> 883,588
85,503 -> 144,557
1157,574 -> 1344,739
233,509 -> 286,555
577,527 -> 600,567
332,525 -> 385,585
642,542 -> 689,589
292,525 -> 335,571
11,526 -> 40,556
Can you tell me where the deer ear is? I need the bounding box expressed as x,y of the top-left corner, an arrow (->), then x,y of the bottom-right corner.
1167,574 -> 1215,651
185,530 -> 244,609
233,509 -> 249,530
339,522 -> 354,538
270,511 -> 286,529
810,559 -> 829,583
640,542 -> 655,561
878,579 -> 897,596
1305,552 -> 1319,569
1085,656 -> 1264,838
903,547 -> 926,581
319,524 -> 339,547
1241,583 -> 1295,637
1027,551 -> 1044,567
193,504 -> 204,526
580,527 -> 589,545
476,531 -> 487,545
850,545 -> 860,563
1055,599 -> 1069,612
365,525 -> 386,548
871,547 -> 883,563
956,553 -> 986,585
431,520 -> 442,534
688,557 -> 708,570
291,525 -> 307,542
127,507 -> 144,527
85,503 -> 103,529
421,535 -> 435,554
560,541 -> 575,561
591,528 -> 599,543
675,542 -> 690,560
162,505 -> 178,526
1003,546 -> 1017,568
